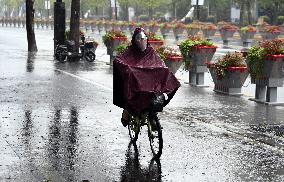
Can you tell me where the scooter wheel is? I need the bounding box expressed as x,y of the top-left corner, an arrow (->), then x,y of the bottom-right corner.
85,51 -> 96,62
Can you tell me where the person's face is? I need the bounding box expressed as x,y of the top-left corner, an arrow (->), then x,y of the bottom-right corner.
135,32 -> 147,52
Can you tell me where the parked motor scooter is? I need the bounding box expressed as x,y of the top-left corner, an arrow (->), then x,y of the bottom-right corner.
55,34 -> 97,62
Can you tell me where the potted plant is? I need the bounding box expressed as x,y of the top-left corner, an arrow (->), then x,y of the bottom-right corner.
201,23 -> 217,41
148,21 -> 160,34
157,46 -> 183,74
85,20 -> 92,31
219,24 -> 238,47
80,19 -> 86,30
96,20 -> 103,33
34,18 -> 39,29
136,22 -> 148,32
240,25 -> 257,47
172,22 -> 186,41
260,26 -> 281,40
256,19 -> 270,33
247,39 -> 284,104
147,32 -> 164,50
207,52 -> 248,96
186,23 -> 200,36
102,30 -> 128,64
112,21 -> 120,31
114,42 -> 130,55
104,20 -> 112,32
160,23 -> 172,39
179,36 -> 217,86
128,21 -> 137,33
119,21 -> 128,32
280,23 -> 284,34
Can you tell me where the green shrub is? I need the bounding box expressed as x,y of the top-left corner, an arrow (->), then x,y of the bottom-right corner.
277,16 -> 284,25
139,15 -> 148,21
260,15 -> 270,23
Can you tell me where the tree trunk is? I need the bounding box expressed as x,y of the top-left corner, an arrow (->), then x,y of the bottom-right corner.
246,0 -> 253,25
172,1 -> 176,20
26,0 -> 38,52
149,7 -> 153,21
239,1 -> 245,27
70,0 -> 80,53
125,4 -> 129,21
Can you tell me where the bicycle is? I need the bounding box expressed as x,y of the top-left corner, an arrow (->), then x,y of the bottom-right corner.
126,94 -> 170,159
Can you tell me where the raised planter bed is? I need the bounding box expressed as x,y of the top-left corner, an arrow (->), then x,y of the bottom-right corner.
164,56 -> 183,74
208,63 -> 249,96
148,40 -> 164,50
249,54 -> 284,105
188,46 -> 217,86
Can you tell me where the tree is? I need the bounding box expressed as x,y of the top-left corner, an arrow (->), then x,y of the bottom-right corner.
80,0 -> 107,18
259,0 -> 284,24
233,0 -> 254,26
69,0 -> 80,54
26,0 -> 38,52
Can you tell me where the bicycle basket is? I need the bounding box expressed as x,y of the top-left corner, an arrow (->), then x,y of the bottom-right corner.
149,94 -> 165,112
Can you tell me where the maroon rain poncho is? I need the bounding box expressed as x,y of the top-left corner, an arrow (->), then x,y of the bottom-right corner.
113,28 -> 180,114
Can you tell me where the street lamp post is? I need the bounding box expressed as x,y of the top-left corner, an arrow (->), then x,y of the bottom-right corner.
192,0 -> 204,21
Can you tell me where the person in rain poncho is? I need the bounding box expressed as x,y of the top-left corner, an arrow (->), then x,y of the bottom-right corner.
113,27 -> 180,126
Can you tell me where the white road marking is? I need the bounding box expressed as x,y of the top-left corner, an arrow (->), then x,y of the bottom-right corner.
54,68 -> 112,92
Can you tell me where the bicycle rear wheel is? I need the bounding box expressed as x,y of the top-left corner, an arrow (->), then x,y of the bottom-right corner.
148,113 -> 163,159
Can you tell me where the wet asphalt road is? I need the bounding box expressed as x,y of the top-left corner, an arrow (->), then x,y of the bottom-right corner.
1,27 -> 284,182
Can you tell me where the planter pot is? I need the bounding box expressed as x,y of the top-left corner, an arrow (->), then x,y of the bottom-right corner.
21,19 -> 26,28
97,24 -> 103,32
148,40 -> 164,50
112,24 -> 120,31
160,28 -> 171,39
120,25 -> 128,32
185,46 -> 217,86
104,24 -> 112,32
280,25 -> 284,34
191,46 -> 217,66
128,24 -> 136,33
106,37 -> 127,65
186,28 -> 199,36
202,29 -> 217,40
149,26 -> 159,34
164,56 -> 183,74
208,64 -> 249,96
173,27 -> 184,35
249,55 -> 284,104
250,55 -> 284,83
240,31 -> 256,47
260,31 -> 281,40
219,29 -> 236,46
173,27 -> 185,41
91,22 -> 96,32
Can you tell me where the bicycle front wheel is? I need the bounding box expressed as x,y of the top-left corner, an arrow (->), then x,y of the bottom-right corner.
148,113 -> 163,159
128,119 -> 140,143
